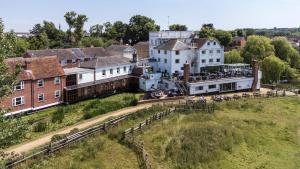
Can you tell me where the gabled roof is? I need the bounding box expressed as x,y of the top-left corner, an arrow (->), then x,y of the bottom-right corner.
133,41 -> 149,59
193,38 -> 209,48
25,47 -> 109,61
79,56 -> 132,69
5,56 -> 64,80
155,39 -> 190,51
106,45 -> 136,55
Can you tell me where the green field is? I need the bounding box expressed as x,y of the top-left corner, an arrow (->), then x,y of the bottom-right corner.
2,93 -> 141,149
14,97 -> 300,169
137,97 -> 300,169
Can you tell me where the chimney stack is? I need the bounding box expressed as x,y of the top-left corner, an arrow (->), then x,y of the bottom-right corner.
183,63 -> 190,83
132,52 -> 138,63
25,60 -> 31,70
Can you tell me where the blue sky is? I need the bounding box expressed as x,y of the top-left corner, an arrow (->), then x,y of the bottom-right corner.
0,0 -> 299,32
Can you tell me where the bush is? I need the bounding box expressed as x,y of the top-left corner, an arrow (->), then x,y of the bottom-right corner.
33,121 -> 47,132
51,107 -> 65,123
51,134 -> 66,142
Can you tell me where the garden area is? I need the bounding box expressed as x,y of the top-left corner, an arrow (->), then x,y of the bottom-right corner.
1,93 -> 141,149
12,96 -> 300,169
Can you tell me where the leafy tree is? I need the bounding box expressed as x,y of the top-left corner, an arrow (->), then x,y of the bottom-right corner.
81,37 -> 104,47
89,24 -> 103,37
64,11 -> 88,46
112,21 -> 128,42
214,30 -> 232,47
236,29 -> 245,37
15,38 -> 29,56
261,55 -> 286,83
28,32 -> 49,50
0,18 -> 28,149
242,35 -> 274,63
288,48 -> 300,69
271,37 -> 293,61
225,49 -> 244,63
169,24 -> 188,31
198,24 -> 215,38
124,15 -> 160,44
245,29 -> 255,37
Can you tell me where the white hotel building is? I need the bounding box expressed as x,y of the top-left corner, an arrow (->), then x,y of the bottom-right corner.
139,31 -> 261,95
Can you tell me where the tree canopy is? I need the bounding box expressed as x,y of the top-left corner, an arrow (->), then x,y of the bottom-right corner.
214,30 -> 232,47
169,24 -> 188,31
224,49 -> 243,64
242,35 -> 275,63
261,55 -> 287,83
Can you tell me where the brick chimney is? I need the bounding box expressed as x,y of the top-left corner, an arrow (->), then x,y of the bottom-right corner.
132,52 -> 137,63
251,60 -> 259,91
183,63 -> 190,83
25,60 -> 31,70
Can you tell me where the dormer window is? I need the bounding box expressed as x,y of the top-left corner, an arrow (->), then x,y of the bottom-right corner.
110,69 -> 113,75
117,68 -> 120,74
214,42 -> 217,45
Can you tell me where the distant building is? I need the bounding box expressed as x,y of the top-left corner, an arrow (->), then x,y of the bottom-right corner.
15,32 -> 34,38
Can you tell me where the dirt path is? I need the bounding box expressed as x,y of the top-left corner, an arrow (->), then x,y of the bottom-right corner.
5,103 -> 154,154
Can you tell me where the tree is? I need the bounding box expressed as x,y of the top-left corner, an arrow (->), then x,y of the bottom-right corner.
224,49 -> 244,63
124,15 -> 160,44
28,32 -> 49,50
198,24 -> 215,38
214,30 -> 232,47
271,37 -> 293,61
245,29 -> 255,37
261,55 -> 286,83
236,29 -> 245,37
288,48 -> 300,69
112,21 -> 128,42
242,35 -> 274,63
15,38 -> 29,56
64,11 -> 88,45
169,24 -> 188,31
0,18 -> 28,149
89,24 -> 103,37
74,14 -> 88,45
81,37 -> 104,47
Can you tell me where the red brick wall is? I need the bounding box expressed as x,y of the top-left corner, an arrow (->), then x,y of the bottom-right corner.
32,77 -> 65,109
0,76 -> 66,113
0,80 -> 32,113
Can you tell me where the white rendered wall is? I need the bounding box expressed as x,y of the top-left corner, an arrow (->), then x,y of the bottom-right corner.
95,64 -> 134,81
78,71 -> 94,84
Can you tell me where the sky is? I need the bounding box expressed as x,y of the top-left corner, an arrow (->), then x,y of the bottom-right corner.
0,0 -> 300,32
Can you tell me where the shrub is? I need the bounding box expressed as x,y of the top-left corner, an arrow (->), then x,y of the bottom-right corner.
33,121 -> 47,132
51,107 -> 65,123
51,134 -> 66,142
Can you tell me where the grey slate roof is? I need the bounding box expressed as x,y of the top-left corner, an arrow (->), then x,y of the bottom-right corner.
106,45 -> 136,55
25,47 -> 110,61
79,55 -> 132,69
155,39 -> 190,51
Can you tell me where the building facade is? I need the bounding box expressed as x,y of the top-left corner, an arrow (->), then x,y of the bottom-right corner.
1,56 -> 65,116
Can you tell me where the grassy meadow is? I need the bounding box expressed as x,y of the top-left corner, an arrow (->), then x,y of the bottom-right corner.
3,93 -> 141,148
12,96 -> 300,169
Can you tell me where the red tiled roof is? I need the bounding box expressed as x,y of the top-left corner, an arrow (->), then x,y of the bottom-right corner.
5,56 -> 64,80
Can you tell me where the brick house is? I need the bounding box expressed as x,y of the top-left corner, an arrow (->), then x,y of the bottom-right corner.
1,56 -> 65,116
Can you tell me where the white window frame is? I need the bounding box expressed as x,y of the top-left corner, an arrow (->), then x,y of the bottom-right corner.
14,81 -> 24,91
55,90 -> 61,98
123,66 -> 127,72
54,77 -> 61,85
110,69 -> 113,75
117,67 -> 120,74
79,74 -> 83,80
102,69 -> 106,76
175,59 -> 180,64
38,93 -> 44,102
209,59 -> 214,63
37,79 -> 44,88
12,96 -> 25,107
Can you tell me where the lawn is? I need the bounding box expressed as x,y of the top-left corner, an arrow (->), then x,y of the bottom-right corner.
2,93 -> 142,149
136,97 -> 300,169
